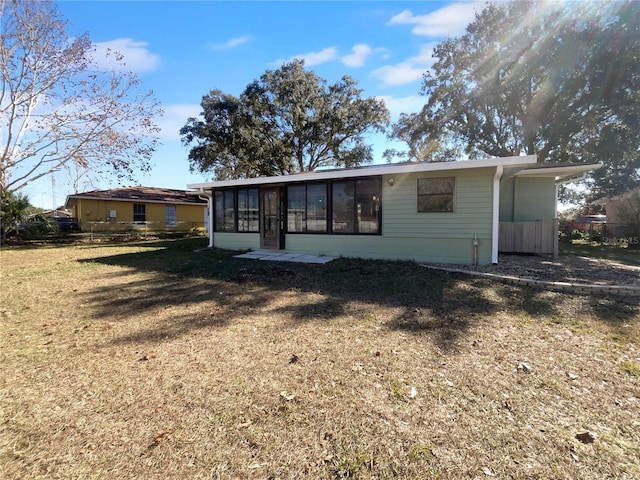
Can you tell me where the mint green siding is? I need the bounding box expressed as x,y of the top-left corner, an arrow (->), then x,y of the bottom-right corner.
499,177 -> 515,222
500,177 -> 556,222
283,168 -> 496,265
213,233 -> 260,251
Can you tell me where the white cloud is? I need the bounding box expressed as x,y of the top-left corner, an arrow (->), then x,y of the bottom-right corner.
378,95 -> 425,119
291,47 -> 339,66
209,36 -> 252,51
156,103 -> 202,142
372,64 -> 424,87
92,38 -> 160,73
342,44 -> 373,67
371,43 -> 437,87
389,1 -> 483,37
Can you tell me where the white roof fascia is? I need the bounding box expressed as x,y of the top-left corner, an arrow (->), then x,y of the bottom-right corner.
187,155 -> 538,190
513,163 -> 601,182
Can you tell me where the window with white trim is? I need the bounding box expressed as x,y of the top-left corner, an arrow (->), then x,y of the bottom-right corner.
133,204 -> 146,222
165,205 -> 177,227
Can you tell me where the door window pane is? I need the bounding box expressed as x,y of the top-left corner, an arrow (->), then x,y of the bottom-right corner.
263,190 -> 278,238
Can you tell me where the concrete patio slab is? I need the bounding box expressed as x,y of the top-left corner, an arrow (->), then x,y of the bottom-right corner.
234,250 -> 337,264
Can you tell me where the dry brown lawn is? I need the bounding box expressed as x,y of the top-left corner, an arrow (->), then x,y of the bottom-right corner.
1,238 -> 639,479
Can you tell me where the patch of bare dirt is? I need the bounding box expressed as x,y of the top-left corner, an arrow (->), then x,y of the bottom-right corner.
468,254 -> 639,286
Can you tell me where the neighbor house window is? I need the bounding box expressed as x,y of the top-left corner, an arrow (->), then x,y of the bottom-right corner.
237,188 -> 259,232
417,177 -> 455,212
332,178 -> 381,234
214,190 -> 235,231
165,205 -> 177,227
287,183 -> 327,233
133,204 -> 146,222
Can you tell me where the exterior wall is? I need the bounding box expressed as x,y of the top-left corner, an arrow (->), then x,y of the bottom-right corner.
74,199 -> 206,231
499,177 -> 515,222
213,233 -> 260,251
498,176 -> 558,255
512,177 -> 556,221
233,168 -> 496,265
499,177 -> 556,222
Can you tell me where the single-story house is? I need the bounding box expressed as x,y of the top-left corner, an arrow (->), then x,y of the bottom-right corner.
64,187 -> 208,232
187,156 -> 600,265
42,209 -> 74,219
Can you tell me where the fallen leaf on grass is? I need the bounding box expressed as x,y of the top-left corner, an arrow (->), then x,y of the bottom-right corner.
517,362 -> 531,373
148,429 -> 172,449
482,466 -> 496,476
280,391 -> 295,401
576,431 -> 597,444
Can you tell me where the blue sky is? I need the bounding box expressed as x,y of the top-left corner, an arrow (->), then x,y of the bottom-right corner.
33,0 -> 485,209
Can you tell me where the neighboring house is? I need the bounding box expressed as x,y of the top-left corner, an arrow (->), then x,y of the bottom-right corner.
188,156 -> 600,265
601,188 -> 640,241
42,209 -> 74,219
64,187 -> 208,232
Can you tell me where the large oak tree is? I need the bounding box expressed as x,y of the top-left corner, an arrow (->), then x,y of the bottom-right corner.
181,60 -> 389,180
390,0 -> 640,201
0,0 -> 161,197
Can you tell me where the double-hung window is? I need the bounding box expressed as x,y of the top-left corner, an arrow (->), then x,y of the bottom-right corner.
133,204 -> 146,222
165,205 -> 177,227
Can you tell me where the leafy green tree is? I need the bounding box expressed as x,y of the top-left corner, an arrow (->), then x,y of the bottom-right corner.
0,0 -> 161,195
616,190 -> 640,249
389,0 -> 640,200
0,190 -> 31,243
181,60 -> 390,180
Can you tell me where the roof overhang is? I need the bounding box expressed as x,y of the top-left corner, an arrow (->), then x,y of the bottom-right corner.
512,163 -> 601,183
188,155 -> 538,190
64,195 -> 206,209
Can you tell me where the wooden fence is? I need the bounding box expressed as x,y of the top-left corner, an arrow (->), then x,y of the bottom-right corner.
499,219 -> 557,256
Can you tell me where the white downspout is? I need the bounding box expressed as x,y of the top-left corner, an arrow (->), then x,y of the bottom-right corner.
198,189 -> 214,248
492,166 -> 503,264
